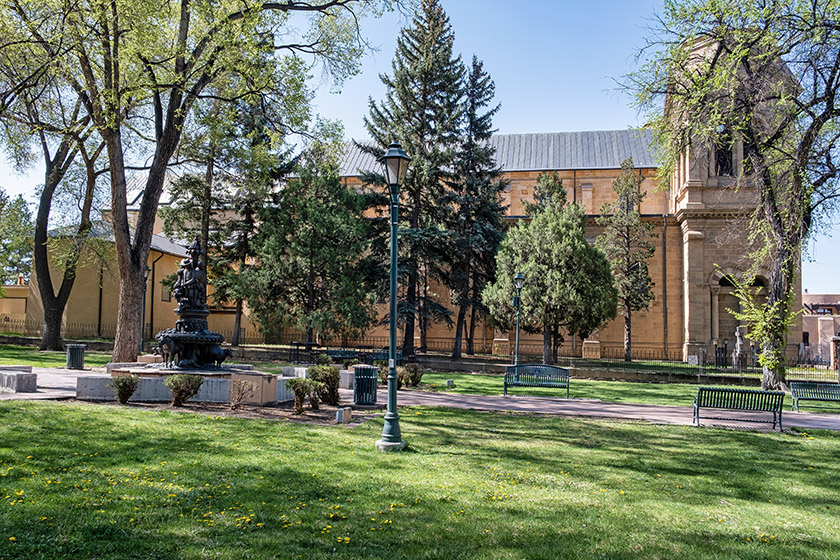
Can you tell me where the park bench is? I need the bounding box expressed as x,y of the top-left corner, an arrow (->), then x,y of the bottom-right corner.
693,387 -> 785,431
325,349 -> 356,362
504,364 -> 570,397
790,382 -> 840,412
365,349 -> 402,366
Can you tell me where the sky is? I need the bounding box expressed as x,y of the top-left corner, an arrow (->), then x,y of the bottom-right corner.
0,0 -> 837,293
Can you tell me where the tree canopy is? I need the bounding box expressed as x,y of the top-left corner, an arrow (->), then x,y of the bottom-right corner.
483,173 -> 617,364
626,0 -> 840,388
0,0 -> 396,360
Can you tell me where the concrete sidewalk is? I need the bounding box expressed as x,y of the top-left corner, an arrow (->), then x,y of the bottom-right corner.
3,367 -> 840,432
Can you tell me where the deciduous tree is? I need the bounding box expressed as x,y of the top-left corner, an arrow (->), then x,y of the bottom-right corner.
625,0 -> 840,389
0,0 -> 394,361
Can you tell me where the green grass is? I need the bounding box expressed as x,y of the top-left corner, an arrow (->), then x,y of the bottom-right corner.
0,401 -> 838,559
0,344 -> 112,368
419,371 -> 797,408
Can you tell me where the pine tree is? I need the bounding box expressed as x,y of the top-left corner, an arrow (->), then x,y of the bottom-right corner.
595,158 -> 656,362
483,174 -> 617,364
363,0 -> 464,358
442,55 -> 508,359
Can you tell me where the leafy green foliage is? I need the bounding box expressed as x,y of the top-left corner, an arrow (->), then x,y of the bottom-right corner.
246,135 -> 380,345
441,56 -> 508,359
596,158 -> 657,361
308,365 -> 341,406
625,0 -> 840,388
163,374 -> 204,407
363,0 -> 465,355
108,374 -> 140,405
0,190 -> 33,284
484,176 -> 617,363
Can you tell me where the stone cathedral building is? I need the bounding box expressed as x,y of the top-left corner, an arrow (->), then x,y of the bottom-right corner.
19,128 -> 801,363
341,129 -> 801,362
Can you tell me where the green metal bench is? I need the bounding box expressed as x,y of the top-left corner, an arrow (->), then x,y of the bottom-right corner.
693,387 -> 785,431
504,364 -> 570,397
325,349 -> 356,362
790,382 -> 840,412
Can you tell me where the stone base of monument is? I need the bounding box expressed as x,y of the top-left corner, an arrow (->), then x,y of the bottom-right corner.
82,369 -> 294,405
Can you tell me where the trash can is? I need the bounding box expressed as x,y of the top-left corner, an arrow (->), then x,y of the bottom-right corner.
353,365 -> 378,405
66,344 -> 86,370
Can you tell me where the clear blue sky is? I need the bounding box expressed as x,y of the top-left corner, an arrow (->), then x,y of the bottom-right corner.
1,0 -> 836,292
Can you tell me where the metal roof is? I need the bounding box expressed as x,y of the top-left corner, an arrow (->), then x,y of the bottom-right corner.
49,220 -> 188,258
340,129 -> 657,176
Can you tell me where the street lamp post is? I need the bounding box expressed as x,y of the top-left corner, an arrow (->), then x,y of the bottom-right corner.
376,141 -> 410,452
513,272 -> 525,366
140,265 -> 151,355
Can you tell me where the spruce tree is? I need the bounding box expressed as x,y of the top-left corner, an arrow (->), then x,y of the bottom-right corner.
595,158 -> 656,362
443,55 -> 508,359
363,0 -> 464,358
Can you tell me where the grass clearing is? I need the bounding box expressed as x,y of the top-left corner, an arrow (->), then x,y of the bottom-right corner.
418,371 -> 793,408
0,344 -> 112,368
1,401 -> 838,559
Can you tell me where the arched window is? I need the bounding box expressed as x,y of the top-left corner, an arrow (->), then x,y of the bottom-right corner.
714,126 -> 733,176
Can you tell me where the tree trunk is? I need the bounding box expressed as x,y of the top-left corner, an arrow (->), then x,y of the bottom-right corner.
231,299 -> 242,347
40,304 -> 64,351
466,302 -> 477,355
542,320 -> 552,364
761,246 -> 793,391
452,303 -> 467,359
624,303 -> 632,362
402,261 -> 417,358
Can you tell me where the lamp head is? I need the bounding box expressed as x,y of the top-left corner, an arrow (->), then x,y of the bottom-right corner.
514,272 -> 525,292
379,141 -> 411,194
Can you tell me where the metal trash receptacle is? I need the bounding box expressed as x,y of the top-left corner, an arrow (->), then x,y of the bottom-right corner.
66,344 -> 86,370
353,365 -> 378,405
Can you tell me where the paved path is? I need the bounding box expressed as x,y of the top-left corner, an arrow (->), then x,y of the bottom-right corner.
3,367 -> 840,432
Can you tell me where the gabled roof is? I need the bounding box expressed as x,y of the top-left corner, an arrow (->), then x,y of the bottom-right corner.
339,129 -> 657,177
49,220 -> 188,258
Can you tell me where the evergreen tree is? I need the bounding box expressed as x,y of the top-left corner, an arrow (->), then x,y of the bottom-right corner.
442,55 -> 508,359
246,137 -> 380,345
363,0 -> 464,357
161,99 -> 289,346
596,158 -> 656,362
0,189 -> 34,285
483,173 -> 617,364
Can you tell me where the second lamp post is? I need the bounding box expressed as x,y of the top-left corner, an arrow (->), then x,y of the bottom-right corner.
513,272 -> 524,365
376,141 -> 410,452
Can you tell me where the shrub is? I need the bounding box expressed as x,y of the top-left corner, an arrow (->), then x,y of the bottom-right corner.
163,374 -> 203,407
109,374 -> 139,404
230,379 -> 258,410
285,377 -> 325,414
378,364 -> 404,390
308,365 -> 340,406
308,380 -> 324,410
286,377 -> 309,415
316,353 -> 332,366
343,359 -> 358,369
403,362 -> 424,387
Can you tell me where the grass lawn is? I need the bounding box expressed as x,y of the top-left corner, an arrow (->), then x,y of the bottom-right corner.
1,402 -> 838,559
419,371 -> 801,409
0,344 -> 112,368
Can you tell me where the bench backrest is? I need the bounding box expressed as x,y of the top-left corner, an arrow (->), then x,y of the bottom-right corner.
790,382 -> 840,399
696,387 -> 784,411
506,364 -> 569,382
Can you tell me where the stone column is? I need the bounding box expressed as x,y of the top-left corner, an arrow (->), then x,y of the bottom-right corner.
710,286 -> 720,343
681,220 -> 708,362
